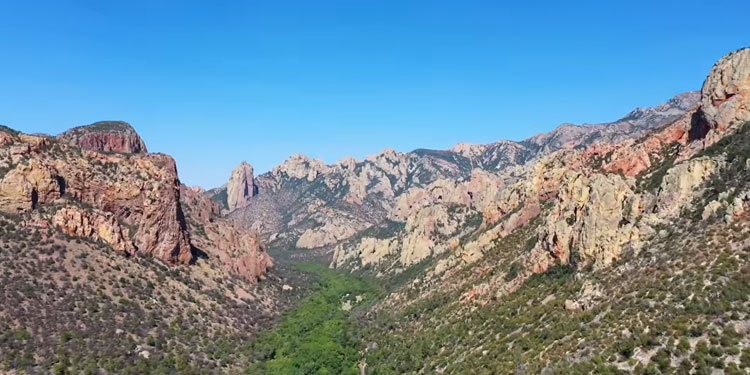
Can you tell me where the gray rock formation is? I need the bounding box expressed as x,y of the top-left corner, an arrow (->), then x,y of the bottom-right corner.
700,48 -> 750,140
226,161 -> 256,211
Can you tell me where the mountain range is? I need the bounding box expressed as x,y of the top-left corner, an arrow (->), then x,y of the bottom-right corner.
1,47 -> 749,374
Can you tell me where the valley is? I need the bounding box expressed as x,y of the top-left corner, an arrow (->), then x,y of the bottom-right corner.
1,47 -> 750,375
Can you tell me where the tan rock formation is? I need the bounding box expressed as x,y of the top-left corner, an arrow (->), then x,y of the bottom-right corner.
536,173 -> 638,268
226,161 -> 256,211
700,48 -> 750,138
0,160 -> 63,211
52,207 -> 136,254
296,222 -> 360,249
273,154 -> 329,182
655,156 -> 722,215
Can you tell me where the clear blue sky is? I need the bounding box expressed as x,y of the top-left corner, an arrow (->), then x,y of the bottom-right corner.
1,1 -> 748,188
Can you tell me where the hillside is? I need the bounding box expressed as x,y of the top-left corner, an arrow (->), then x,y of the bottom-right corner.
346,47 -> 750,374
215,47 -> 750,374
0,121 -> 286,374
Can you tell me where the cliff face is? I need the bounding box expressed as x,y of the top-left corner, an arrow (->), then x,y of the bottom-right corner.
0,132 -> 192,263
226,161 -> 256,211
181,185 -> 272,282
0,123 -> 273,279
57,121 -> 148,154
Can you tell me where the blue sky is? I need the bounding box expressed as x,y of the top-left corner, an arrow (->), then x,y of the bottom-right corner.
1,1 -> 748,188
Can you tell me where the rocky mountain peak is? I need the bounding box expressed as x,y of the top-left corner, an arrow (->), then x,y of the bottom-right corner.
366,148 -> 402,162
273,153 -> 328,181
700,47 -> 750,133
334,156 -> 360,170
667,90 -> 702,109
619,91 -> 701,122
226,161 -> 256,211
57,121 -> 148,154
450,142 -> 489,159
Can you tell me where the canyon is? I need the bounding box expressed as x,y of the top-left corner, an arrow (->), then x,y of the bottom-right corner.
1,48 -> 750,374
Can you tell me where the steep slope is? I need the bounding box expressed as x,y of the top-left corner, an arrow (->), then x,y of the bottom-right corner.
0,122 -> 273,281
332,50 -> 747,277
0,123 -> 287,374
0,214 -> 306,374
344,48 -> 750,374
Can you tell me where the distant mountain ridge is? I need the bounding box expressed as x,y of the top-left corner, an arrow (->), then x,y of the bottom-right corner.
212,90 -> 701,255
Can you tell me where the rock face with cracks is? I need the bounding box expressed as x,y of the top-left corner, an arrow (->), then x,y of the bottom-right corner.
700,48 -> 750,139
57,121 -> 148,154
226,161 -> 256,211
0,123 -> 273,280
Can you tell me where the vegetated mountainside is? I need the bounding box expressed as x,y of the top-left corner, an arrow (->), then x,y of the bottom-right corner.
0,122 -> 289,374
0,216 -> 309,374
212,90 -> 699,260
342,47 -> 750,374
204,47 -> 750,375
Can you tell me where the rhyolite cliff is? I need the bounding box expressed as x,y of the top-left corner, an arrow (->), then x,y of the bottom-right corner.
0,121 -> 272,281
57,121 -> 148,154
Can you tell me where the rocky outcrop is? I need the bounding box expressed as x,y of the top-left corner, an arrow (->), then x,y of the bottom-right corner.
0,127 -> 192,264
296,222 -> 361,249
52,207 -> 136,254
272,154 -> 329,182
655,156 -> 722,215
57,121 -> 148,154
1,123 -> 274,280
181,185 -> 272,282
0,160 -> 63,211
698,48 -> 750,144
226,161 -> 256,211
198,219 -> 273,282
536,173 -> 639,268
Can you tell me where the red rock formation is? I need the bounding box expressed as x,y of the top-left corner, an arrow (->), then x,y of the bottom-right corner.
1,123 -> 275,281
0,128 -> 192,264
57,121 -> 148,154
181,185 -> 273,281
585,110 -> 696,176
